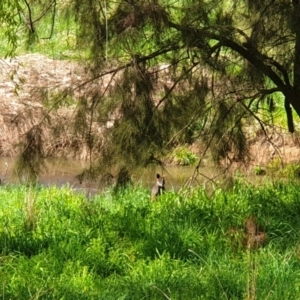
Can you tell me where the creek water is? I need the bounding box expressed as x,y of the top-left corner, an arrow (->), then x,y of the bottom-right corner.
0,157 -> 219,194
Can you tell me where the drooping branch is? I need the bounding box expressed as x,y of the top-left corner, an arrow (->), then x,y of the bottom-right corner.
292,1 -> 300,91
40,0 -> 57,39
166,17 -> 289,89
22,0 -> 35,33
210,34 -> 285,91
165,18 -> 300,132
20,0 -> 57,39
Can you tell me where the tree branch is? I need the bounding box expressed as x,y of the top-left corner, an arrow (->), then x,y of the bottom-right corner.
167,20 -> 288,92
22,0 -> 35,33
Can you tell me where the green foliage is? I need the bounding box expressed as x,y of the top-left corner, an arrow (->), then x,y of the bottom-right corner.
253,165 -> 266,176
265,159 -> 300,180
169,146 -> 198,165
1,182 -> 300,298
266,157 -> 283,173
283,164 -> 300,179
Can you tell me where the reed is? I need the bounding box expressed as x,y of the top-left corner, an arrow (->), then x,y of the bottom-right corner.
0,181 -> 300,299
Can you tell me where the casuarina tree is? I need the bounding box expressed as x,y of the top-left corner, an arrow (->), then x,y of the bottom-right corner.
2,0 -> 300,184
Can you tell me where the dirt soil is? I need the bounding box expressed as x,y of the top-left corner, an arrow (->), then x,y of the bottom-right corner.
0,54 -> 299,167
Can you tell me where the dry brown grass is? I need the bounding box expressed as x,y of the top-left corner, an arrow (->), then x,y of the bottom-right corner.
0,54 -> 107,159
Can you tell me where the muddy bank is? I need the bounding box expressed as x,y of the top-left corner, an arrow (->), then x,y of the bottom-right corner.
0,54 -> 109,159
0,54 -> 300,169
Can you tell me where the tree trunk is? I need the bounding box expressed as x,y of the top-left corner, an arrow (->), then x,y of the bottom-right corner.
284,88 -> 300,133
290,0 -> 300,132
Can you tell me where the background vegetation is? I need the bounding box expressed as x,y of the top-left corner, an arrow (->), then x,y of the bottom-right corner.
1,181 -> 300,299
2,0 -> 300,183
1,2 -> 300,299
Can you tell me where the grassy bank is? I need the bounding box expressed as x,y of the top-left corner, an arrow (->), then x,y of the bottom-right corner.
0,182 -> 300,299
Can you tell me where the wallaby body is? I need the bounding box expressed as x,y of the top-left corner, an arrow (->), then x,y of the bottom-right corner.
151,173 -> 165,200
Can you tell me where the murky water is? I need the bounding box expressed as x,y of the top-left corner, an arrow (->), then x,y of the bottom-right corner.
0,157 -> 219,193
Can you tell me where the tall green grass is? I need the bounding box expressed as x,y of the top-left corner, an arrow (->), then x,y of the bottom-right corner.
0,182 -> 300,299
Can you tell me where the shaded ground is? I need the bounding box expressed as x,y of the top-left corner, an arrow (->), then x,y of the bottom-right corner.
0,54 -> 299,169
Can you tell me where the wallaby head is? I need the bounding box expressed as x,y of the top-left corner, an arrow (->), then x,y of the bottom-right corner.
151,173 -> 165,200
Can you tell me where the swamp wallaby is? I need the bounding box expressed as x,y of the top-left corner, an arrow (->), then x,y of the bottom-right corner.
151,173 -> 165,200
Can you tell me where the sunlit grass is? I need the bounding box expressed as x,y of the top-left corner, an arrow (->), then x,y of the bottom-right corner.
0,181 -> 300,299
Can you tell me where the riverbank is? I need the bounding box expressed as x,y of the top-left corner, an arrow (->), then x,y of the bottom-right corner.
0,182 -> 300,299
1,54 -> 300,172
